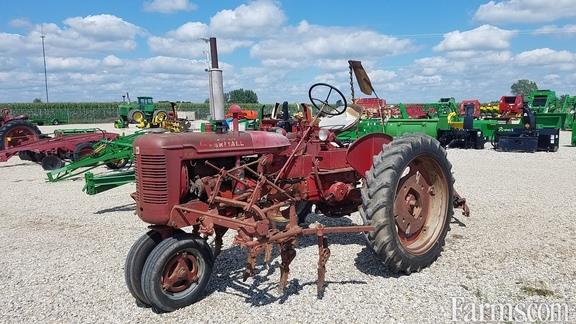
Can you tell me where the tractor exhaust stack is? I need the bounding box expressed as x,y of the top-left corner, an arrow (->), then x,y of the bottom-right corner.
207,37 -> 225,120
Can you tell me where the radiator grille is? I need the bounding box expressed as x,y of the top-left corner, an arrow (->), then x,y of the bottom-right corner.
138,155 -> 168,204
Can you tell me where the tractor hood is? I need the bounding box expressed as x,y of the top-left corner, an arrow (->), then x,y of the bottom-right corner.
133,130 -> 291,157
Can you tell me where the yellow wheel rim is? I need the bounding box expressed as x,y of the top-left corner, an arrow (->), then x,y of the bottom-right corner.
153,111 -> 167,125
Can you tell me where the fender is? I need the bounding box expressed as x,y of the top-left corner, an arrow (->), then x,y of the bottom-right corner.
346,133 -> 392,177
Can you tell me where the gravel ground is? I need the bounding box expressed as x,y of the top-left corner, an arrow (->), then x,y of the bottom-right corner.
0,124 -> 575,323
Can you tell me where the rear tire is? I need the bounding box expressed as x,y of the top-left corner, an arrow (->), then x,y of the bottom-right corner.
141,233 -> 214,312
0,119 -> 42,150
128,110 -> 144,124
361,135 -> 453,274
72,142 -> 95,161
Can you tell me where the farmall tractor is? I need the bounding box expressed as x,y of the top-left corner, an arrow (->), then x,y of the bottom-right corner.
126,83 -> 469,312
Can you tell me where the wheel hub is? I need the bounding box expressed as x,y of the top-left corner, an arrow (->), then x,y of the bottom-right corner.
161,252 -> 199,293
394,170 -> 432,237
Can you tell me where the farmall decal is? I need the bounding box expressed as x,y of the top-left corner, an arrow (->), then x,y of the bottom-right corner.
201,138 -> 247,149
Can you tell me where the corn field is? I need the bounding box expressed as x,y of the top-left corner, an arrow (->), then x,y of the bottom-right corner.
0,102 -> 293,124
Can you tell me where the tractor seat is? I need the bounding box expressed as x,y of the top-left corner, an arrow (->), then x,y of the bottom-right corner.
318,104 -> 362,134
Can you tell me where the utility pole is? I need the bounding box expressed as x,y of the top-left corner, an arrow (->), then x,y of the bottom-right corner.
41,25 -> 49,103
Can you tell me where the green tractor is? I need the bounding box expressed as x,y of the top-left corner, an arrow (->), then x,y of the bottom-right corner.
114,95 -> 168,129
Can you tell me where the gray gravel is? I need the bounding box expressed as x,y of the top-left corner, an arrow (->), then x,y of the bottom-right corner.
0,124 -> 575,323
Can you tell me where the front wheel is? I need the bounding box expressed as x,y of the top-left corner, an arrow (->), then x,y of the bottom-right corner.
124,229 -> 183,307
361,135 -> 453,274
141,233 -> 214,312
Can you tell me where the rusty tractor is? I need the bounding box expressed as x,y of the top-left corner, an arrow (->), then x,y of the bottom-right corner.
126,83 -> 469,312
0,108 -> 43,151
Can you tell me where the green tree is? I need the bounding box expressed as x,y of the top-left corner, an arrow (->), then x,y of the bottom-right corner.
32,98 -> 42,103
511,80 -> 538,96
226,89 -> 258,103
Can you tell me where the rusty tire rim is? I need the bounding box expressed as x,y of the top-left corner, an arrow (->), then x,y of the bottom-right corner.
4,126 -> 38,148
394,154 -> 448,255
160,250 -> 202,295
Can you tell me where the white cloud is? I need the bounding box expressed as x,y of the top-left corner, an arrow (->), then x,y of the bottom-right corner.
9,18 -> 33,29
251,22 -> 413,66
143,0 -> 197,14
147,35 -> 252,59
369,69 -> 398,83
63,15 -> 141,41
0,57 -> 18,71
0,15 -> 142,57
434,25 -> 517,51
167,22 -> 209,40
533,24 -> 576,37
102,55 -> 124,67
137,56 -> 207,74
38,57 -> 101,72
515,48 -> 576,68
474,0 -> 576,24
210,0 -> 286,37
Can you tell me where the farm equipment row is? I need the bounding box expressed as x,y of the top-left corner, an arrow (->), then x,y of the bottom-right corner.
1,109 -> 120,170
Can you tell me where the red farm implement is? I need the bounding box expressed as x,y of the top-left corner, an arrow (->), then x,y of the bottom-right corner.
459,100 -> 481,118
499,95 -> 523,116
0,128 -> 118,170
124,82 -> 470,312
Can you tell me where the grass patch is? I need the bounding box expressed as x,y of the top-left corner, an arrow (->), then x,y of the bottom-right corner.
520,285 -> 555,297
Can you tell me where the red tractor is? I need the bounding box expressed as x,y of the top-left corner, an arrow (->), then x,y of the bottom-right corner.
126,83 -> 469,312
0,108 -> 42,151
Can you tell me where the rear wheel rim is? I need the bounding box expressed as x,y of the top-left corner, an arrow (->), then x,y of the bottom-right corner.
4,127 -> 38,148
393,155 -> 449,255
78,147 -> 93,159
133,111 -> 144,122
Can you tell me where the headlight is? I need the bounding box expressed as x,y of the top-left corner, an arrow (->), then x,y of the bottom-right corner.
319,129 -> 330,141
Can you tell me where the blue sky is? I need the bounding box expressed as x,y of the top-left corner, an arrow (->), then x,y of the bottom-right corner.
1,0 -> 575,103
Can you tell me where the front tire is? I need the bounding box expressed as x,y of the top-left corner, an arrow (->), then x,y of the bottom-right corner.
124,229 -> 183,307
361,135 -> 453,274
141,233 -> 214,312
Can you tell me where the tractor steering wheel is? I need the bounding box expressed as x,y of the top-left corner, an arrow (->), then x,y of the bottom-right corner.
308,83 -> 348,116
